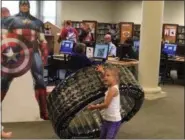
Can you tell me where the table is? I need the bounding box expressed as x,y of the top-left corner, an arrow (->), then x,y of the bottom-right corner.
168,56 -> 184,62
107,57 -> 139,79
52,56 -> 139,79
167,56 -> 185,80
107,57 -> 138,66
53,54 -> 65,60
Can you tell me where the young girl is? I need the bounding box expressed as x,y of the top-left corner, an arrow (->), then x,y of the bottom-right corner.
88,65 -> 121,139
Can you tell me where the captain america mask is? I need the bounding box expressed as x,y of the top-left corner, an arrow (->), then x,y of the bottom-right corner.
19,0 -> 30,7
19,0 -> 30,13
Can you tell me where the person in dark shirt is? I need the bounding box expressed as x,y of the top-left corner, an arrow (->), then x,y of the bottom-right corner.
78,23 -> 95,47
78,23 -> 89,43
66,43 -> 92,77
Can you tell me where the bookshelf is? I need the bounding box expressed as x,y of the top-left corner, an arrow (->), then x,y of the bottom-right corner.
133,24 -> 141,39
97,23 -> 109,43
177,25 -> 185,45
71,21 -> 82,32
96,23 -> 117,43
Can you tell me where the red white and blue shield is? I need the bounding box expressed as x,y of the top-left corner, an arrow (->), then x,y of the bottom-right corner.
1,33 -> 32,77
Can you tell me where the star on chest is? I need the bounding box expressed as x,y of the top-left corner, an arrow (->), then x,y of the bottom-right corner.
22,19 -> 31,25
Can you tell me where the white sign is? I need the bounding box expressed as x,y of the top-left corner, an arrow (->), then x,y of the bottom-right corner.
86,47 -> 94,58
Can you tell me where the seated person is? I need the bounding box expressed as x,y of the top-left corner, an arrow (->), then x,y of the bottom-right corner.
66,43 -> 93,77
104,34 -> 117,57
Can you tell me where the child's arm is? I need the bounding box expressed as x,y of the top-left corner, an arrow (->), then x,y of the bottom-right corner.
88,87 -> 118,110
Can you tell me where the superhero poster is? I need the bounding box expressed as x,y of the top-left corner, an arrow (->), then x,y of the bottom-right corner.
120,22 -> 134,43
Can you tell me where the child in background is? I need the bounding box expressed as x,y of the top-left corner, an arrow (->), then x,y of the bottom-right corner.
88,65 -> 121,139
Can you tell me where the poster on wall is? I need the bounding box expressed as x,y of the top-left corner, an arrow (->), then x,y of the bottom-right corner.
163,24 -> 178,43
82,20 -> 97,42
44,22 -> 52,35
120,22 -> 134,43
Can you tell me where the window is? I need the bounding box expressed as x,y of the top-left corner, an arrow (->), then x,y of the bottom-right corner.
2,1 -> 37,17
29,1 -> 37,17
1,1 -> 57,25
42,1 -> 56,24
2,1 -> 19,15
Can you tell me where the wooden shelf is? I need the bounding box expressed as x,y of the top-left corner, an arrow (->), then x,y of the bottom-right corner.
96,22 -> 117,43
133,24 -> 141,39
71,21 -> 81,29
65,20 -> 185,45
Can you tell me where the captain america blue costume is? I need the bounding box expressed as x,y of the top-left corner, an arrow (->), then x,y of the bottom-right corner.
1,0 -> 49,120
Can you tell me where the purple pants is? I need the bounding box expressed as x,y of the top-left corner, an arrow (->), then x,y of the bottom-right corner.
100,120 -> 121,139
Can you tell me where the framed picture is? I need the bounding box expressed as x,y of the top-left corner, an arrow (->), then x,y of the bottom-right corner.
82,20 -> 97,42
162,24 -> 178,44
86,47 -> 94,58
120,22 -> 134,43
44,22 -> 52,35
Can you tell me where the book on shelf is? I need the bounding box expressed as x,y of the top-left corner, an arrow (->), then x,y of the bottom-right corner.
71,21 -> 81,28
177,25 -> 185,45
97,23 -> 118,43
133,24 -> 140,39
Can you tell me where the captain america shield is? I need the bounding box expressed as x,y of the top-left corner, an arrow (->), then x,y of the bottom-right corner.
1,34 -> 32,77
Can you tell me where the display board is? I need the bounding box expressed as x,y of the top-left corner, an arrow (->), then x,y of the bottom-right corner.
163,24 -> 178,44
120,22 -> 134,43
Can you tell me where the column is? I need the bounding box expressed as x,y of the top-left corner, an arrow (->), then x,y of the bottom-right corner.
56,1 -> 62,27
138,1 -> 166,100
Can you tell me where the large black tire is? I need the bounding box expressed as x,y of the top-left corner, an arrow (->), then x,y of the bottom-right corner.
47,63 -> 144,138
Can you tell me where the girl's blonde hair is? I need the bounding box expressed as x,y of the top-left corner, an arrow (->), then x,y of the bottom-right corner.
105,67 -> 120,83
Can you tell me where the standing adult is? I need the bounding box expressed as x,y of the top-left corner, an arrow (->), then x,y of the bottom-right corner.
58,20 -> 78,44
78,23 -> 94,46
78,22 -> 88,43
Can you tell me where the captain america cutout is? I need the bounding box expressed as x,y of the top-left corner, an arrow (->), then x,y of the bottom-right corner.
1,0 -> 49,120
